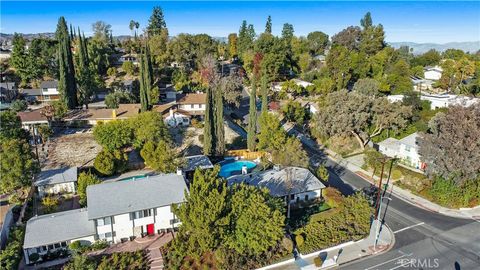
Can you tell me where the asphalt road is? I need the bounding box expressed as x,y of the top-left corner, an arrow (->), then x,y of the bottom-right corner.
292,129 -> 480,270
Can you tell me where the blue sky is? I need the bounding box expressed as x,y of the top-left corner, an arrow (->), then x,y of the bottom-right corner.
1,1 -> 479,43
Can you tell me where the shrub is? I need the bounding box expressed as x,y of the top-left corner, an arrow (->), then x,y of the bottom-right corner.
107,67 -> 117,77
94,149 -> 128,176
391,168 -> 403,180
314,256 -> 323,267
41,196 -> 59,214
122,61 -> 135,75
10,100 -> 28,112
281,237 -> 294,253
316,165 -> 329,182
191,118 -> 203,129
28,253 -> 39,263
77,171 -> 101,207
322,187 -> 343,208
295,234 -> 304,247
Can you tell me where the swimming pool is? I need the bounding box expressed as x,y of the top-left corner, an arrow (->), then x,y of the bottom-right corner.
219,160 -> 257,178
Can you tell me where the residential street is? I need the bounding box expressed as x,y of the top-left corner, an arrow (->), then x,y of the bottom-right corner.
291,126 -> 480,270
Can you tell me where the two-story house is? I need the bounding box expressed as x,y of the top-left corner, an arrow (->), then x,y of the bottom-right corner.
39,80 -> 60,101
155,93 -> 206,127
22,173 -> 187,265
377,132 -> 426,170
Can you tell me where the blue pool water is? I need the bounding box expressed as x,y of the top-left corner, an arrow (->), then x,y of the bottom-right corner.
219,160 -> 257,178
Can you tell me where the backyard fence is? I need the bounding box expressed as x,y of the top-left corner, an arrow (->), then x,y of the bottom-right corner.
226,149 -> 267,160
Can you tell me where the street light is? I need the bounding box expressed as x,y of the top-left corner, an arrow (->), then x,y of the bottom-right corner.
374,196 -> 392,252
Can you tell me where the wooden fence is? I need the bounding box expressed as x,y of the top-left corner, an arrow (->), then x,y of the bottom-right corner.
225,149 -> 267,160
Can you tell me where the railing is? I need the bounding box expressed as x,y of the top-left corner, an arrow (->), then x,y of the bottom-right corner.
225,149 -> 267,160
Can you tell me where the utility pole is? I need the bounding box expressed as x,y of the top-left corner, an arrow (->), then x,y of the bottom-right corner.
374,160 -> 386,219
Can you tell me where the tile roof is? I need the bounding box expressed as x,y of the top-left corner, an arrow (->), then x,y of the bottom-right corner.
86,173 -> 188,220
35,167 -> 78,187
23,208 -> 95,248
227,167 -> 326,197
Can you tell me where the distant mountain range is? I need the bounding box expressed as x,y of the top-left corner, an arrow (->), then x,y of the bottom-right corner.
389,41 -> 480,54
1,32 -> 478,55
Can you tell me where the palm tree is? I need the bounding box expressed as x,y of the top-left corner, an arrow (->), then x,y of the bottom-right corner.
129,20 -> 136,39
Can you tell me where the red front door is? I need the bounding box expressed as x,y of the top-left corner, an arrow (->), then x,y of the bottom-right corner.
146,224 -> 154,235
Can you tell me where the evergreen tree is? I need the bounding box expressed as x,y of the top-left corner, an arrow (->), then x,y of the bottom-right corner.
265,15 -> 272,34
261,73 -> 268,112
138,44 -> 154,112
139,53 -> 149,112
238,20 -> 255,55
213,84 -> 225,156
147,6 -> 167,36
203,85 -> 214,156
76,28 -> 96,108
247,77 -> 257,151
56,16 -> 78,109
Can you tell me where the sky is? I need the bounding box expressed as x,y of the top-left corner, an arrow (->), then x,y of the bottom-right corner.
1,1 -> 479,43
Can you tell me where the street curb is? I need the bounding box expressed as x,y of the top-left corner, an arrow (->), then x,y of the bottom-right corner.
339,224 -> 396,268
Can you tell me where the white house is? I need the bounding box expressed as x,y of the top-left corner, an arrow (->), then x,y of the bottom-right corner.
271,79 -> 314,92
377,133 -> 426,170
424,66 -> 443,81
35,167 -> 78,197
23,173 -> 187,265
411,76 -> 434,92
227,167 -> 326,204
154,93 -> 206,127
86,174 -> 187,243
39,81 -> 60,101
23,209 -> 96,265
387,94 -> 479,110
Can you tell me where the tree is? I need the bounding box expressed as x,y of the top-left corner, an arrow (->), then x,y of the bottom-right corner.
228,33 -> 238,58
238,20 -> 255,55
93,121 -> 133,151
272,137 -> 309,168
225,184 -> 284,255
64,254 -> 97,270
92,21 -> 112,43
94,149 -> 127,176
122,61 -> 135,75
76,31 -> 97,109
147,6 -> 167,36
140,140 -> 180,173
352,78 -> 382,97
149,29 -> 170,65
418,104 -> 480,185
331,26 -> 362,51
306,31 -> 329,56
36,124 -> 53,145
247,78 -> 257,151
411,49 -> 441,67
42,195 -> 59,213
173,167 -> 229,254
260,74 -> 269,112
10,100 -> 27,112
0,139 -> 39,194
56,17 -> 78,109
0,110 -> 28,141
257,112 -> 287,152
105,91 -> 136,109
138,45 -> 154,112
359,12 -> 386,55
282,100 -> 307,125
129,20 -> 139,38
10,33 -> 34,85
317,165 -> 329,182
387,59 -> 413,94
77,171 -> 101,206
312,90 -> 412,149
107,67 -> 117,77
265,15 -> 272,34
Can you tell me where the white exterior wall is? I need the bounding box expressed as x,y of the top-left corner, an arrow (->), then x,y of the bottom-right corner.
111,213 -> 133,242
399,144 -> 422,168
179,103 -> 205,112
155,205 -> 179,229
165,113 -> 190,127
288,189 -> 322,204
424,70 -> 442,81
38,182 -> 76,197
41,87 -> 59,96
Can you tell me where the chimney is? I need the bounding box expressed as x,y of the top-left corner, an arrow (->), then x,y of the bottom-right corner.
169,108 -> 174,118
176,168 -> 183,176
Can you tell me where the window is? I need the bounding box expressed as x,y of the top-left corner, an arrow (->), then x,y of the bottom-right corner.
36,247 -> 42,253
54,243 -> 60,248
42,88 -> 48,92
48,244 -> 54,250
170,218 -> 180,225
104,217 -> 111,225
191,104 -> 194,109
290,194 -> 295,200
305,194 -> 309,201
41,246 -> 47,252
61,242 -> 67,247
97,218 -> 104,226
97,217 -> 112,226
130,209 -> 152,220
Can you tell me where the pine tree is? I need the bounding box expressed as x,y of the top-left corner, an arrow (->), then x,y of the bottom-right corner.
265,15 -> 272,34
261,73 -> 269,112
203,85 -> 214,156
147,6 -> 167,36
247,78 -> 257,151
56,17 -> 77,109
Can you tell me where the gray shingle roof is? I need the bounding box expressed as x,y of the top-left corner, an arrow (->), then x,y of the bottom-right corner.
35,167 -> 78,187
227,167 -> 326,197
23,208 -> 95,248
86,174 -> 187,220
40,80 -> 58,89
183,155 -> 214,172
20,88 -> 42,96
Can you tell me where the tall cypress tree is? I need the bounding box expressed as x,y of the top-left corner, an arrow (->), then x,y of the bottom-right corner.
261,74 -> 269,112
247,78 -> 257,151
56,17 -> 77,109
203,85 -> 215,156
213,85 -> 225,156
144,44 -> 154,105
139,52 -> 149,112
265,15 -> 272,34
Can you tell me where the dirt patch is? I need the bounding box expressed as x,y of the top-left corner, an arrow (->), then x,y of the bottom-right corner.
44,133 -> 102,169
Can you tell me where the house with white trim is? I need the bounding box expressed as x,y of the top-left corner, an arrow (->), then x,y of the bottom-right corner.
227,167 -> 326,204
387,94 -> 479,110
35,167 -> 78,197
377,132 -> 426,170
39,81 -> 60,101
23,173 -> 187,265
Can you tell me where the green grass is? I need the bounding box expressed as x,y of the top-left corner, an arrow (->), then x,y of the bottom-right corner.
287,202 -> 331,230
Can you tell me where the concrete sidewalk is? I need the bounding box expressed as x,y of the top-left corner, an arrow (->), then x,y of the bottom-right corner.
260,220 -> 394,270
323,147 -> 480,221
